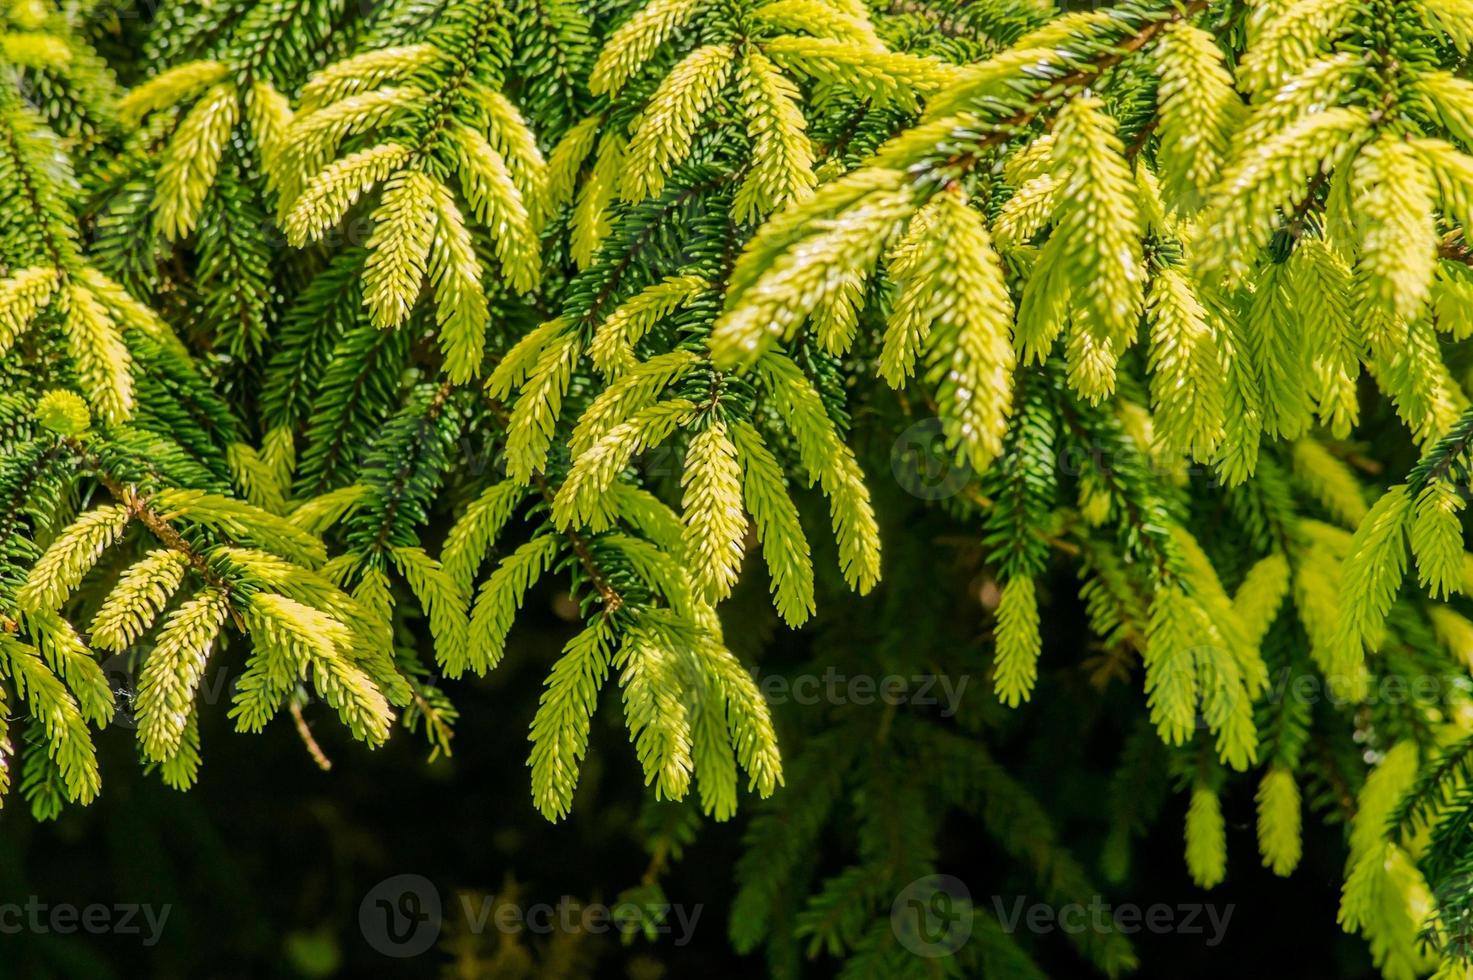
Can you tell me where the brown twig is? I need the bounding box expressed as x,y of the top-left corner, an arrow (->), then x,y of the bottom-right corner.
73,441 -> 249,630
1439,229 -> 1473,267
477,393 -> 625,615
290,700 -> 334,771
936,1 -> 1211,175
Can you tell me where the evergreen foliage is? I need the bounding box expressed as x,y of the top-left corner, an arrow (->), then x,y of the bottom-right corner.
14,0 -> 1473,974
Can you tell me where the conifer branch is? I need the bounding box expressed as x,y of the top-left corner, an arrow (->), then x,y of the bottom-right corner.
11,2 -> 1473,971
